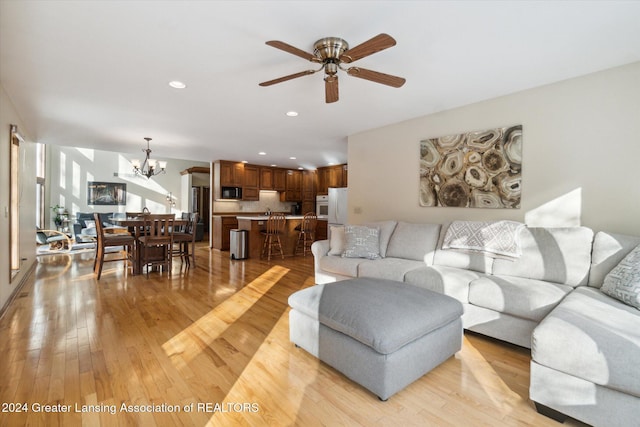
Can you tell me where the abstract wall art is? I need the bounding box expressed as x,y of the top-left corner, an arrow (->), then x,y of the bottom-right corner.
419,125 -> 522,208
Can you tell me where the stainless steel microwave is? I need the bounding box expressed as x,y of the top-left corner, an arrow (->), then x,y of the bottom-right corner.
221,186 -> 242,199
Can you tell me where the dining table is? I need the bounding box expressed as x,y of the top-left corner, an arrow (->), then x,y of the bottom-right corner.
110,216 -> 189,275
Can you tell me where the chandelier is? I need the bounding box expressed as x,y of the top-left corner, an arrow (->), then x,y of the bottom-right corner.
131,137 -> 167,179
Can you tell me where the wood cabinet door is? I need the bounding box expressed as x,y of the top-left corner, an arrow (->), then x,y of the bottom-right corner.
220,161 -> 244,187
273,168 -> 286,191
317,167 -> 329,195
260,167 -> 273,190
302,170 -> 316,201
284,170 -> 302,201
328,165 -> 343,188
244,165 -> 259,187
243,165 -> 260,200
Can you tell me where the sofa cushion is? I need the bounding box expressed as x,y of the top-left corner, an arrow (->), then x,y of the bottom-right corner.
343,225 -> 380,260
531,286 -> 640,398
589,231 -> 640,288
491,226 -> 593,286
469,275 -> 573,322
404,265 -> 480,304
363,220 -> 397,258
600,244 -> 640,309
386,222 -> 441,263
328,225 -> 346,255
357,258 -> 425,282
318,254 -> 364,277
288,278 -> 463,354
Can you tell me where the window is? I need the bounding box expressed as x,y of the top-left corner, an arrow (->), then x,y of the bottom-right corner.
10,124 -> 24,280
36,143 -> 45,229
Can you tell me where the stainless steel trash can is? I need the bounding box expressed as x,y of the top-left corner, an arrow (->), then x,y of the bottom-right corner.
230,229 -> 248,260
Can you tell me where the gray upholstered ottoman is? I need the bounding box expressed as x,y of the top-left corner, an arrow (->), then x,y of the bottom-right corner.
288,277 -> 463,400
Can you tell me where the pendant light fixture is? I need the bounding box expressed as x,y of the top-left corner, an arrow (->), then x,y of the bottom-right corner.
131,137 -> 167,179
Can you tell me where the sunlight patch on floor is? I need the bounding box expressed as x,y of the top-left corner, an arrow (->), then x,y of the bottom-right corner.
162,265 -> 290,365
206,308 -> 316,426
460,335 -> 524,415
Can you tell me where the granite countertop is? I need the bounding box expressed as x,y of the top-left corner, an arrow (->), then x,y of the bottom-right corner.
236,215 -> 305,220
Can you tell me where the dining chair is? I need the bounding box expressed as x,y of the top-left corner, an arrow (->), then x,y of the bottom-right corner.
93,213 -> 135,280
261,212 -> 286,260
294,212 -> 318,256
137,213 -> 175,277
172,213 -> 198,267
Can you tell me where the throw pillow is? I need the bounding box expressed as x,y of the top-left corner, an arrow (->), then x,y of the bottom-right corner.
328,225 -> 346,256
343,225 -> 380,260
601,244 -> 640,310
84,220 -> 96,229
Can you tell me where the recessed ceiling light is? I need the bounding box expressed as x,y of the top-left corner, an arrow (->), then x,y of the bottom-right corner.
259,152 -> 266,156
298,167 -> 304,170
271,164 -> 277,167
169,80 -> 186,89
241,160 -> 248,163
289,156 -> 296,160
286,111 -> 298,117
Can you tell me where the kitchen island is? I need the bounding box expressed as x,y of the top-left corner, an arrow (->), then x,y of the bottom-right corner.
236,215 -> 307,259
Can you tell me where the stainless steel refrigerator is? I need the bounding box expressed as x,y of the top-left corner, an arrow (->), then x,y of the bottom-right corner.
328,187 -> 348,227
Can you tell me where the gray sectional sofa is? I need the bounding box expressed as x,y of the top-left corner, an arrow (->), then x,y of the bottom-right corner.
310,220 -> 640,427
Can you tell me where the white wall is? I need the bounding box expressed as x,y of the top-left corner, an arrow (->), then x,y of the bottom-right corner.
0,84 -> 37,311
47,144 -> 208,223
348,62 -> 640,236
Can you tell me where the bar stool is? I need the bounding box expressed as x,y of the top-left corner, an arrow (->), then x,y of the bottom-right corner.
261,212 -> 286,260
294,212 -> 317,256
93,213 -> 135,280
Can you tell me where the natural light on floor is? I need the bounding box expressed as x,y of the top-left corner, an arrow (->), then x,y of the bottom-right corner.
162,265 -> 290,366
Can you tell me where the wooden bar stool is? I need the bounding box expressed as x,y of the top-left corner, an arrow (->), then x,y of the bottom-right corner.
93,213 -> 135,280
261,212 -> 286,260
294,212 -> 317,256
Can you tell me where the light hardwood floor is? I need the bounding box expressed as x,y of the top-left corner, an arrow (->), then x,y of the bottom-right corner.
1,244 -> 587,426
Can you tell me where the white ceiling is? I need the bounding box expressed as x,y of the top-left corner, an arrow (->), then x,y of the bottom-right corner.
2,1 -> 640,170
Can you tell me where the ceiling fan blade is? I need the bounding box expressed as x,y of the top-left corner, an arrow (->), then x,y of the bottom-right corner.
259,70 -> 316,87
265,40 -> 320,63
339,33 -> 397,63
346,67 -> 406,88
325,76 -> 339,103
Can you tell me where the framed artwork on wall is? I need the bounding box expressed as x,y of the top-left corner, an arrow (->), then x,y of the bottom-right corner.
87,181 -> 126,206
419,125 -> 522,208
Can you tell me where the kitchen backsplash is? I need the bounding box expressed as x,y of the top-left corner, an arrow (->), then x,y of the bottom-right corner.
213,191 -> 295,214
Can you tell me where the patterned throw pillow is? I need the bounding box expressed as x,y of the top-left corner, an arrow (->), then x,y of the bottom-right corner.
601,244 -> 640,310
343,225 -> 380,260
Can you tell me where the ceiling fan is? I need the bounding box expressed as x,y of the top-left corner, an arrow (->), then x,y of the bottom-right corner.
259,33 -> 406,103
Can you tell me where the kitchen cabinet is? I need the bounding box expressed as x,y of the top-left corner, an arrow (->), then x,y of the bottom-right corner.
220,161 -> 244,187
260,167 -> 274,190
243,164 -> 259,201
273,168 -> 286,191
301,170 -> 316,214
213,216 -> 238,250
282,169 -> 302,201
316,164 -> 347,195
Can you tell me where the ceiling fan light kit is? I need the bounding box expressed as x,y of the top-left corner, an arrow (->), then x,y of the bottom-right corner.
260,33 -> 406,103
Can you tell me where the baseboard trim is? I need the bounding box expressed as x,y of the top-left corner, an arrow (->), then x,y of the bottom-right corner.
0,259 -> 37,320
